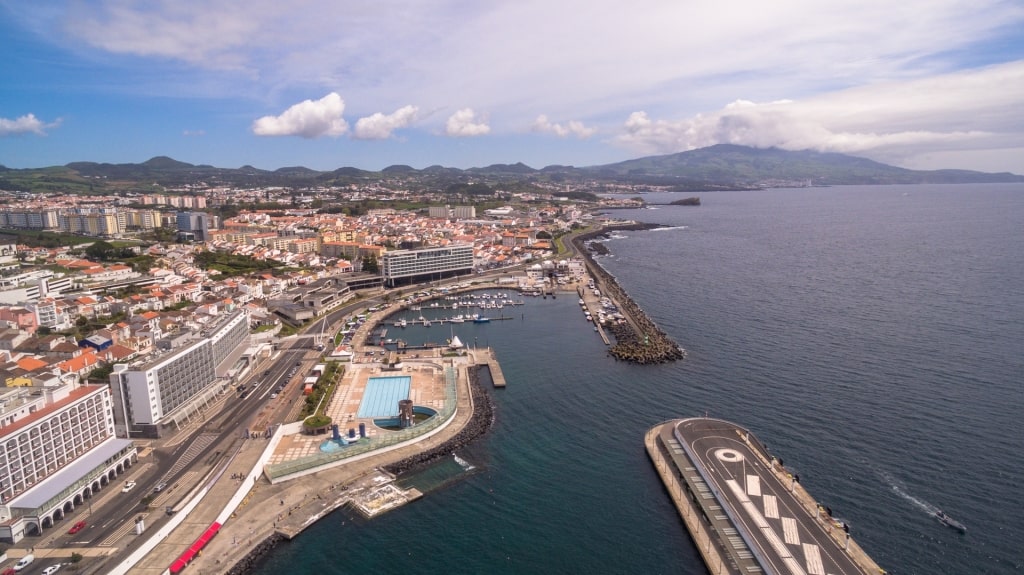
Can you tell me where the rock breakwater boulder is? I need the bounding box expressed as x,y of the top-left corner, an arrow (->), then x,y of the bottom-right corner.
573,224 -> 686,365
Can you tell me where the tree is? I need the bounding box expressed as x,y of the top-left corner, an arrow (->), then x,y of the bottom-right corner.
536,230 -> 553,240
361,254 -> 380,274
85,240 -> 116,261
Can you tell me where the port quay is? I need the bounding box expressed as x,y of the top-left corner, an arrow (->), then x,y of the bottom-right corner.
646,418 -> 886,575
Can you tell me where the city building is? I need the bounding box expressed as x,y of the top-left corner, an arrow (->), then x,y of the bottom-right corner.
380,244 -> 474,287
176,211 -> 213,242
452,205 -> 476,219
0,383 -> 136,543
109,309 -> 249,437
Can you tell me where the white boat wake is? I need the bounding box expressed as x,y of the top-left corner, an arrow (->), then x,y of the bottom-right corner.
880,470 -> 953,518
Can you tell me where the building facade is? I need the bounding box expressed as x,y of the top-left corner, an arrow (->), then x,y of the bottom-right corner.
0,384 -> 136,542
109,309 -> 249,437
176,211 -> 212,242
380,244 -> 474,287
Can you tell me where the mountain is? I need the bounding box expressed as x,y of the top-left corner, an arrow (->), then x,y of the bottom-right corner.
1,145 -> 1020,194
581,144 -> 1024,185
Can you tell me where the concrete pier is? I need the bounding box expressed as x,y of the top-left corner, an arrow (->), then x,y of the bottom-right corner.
475,348 -> 507,387
647,418 -> 885,575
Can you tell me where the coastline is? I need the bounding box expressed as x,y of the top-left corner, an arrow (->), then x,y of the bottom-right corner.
572,224 -> 686,364
223,364 -> 496,574
127,239 -> 672,573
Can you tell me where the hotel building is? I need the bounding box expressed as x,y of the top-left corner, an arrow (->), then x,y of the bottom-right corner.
0,384 -> 136,542
110,309 -> 249,438
380,244 -> 474,287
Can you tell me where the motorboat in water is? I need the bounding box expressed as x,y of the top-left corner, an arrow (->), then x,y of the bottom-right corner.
935,510 -> 966,533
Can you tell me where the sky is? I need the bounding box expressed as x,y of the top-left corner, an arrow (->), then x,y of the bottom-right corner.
2,0 -> 1024,174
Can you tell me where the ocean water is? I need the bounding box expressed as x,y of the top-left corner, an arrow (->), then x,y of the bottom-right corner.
253,184 -> 1024,575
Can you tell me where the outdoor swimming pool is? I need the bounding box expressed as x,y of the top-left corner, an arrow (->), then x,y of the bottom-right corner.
356,376 -> 412,418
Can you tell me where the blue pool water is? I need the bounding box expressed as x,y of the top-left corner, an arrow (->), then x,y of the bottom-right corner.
356,376 -> 411,418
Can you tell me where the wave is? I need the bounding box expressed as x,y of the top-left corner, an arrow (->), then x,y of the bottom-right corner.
453,453 -> 475,471
649,225 -> 688,232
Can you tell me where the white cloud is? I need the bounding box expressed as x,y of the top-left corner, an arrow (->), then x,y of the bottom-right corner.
182,129 -> 206,137
353,105 -> 419,140
445,108 -> 490,137
0,113 -> 60,136
532,115 -> 596,139
10,1 -> 1024,170
252,93 -> 348,138
614,61 -> 1024,169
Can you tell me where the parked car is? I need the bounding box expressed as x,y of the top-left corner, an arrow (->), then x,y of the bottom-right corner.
270,393 -> 278,399
154,481 -> 168,492
121,480 -> 136,493
67,520 -> 86,534
12,555 -> 33,571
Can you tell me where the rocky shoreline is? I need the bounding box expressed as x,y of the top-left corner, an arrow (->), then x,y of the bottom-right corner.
383,364 -> 496,475
572,224 -> 686,364
225,365 -> 496,574
225,534 -> 285,575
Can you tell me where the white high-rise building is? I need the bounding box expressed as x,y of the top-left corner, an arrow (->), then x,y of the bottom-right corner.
380,245 -> 474,287
0,384 -> 135,543
110,310 -> 249,437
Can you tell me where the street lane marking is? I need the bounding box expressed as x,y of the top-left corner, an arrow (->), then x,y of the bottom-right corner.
782,516 -> 800,545
726,479 -> 807,575
99,512 -> 149,547
746,474 -> 761,497
763,494 -> 779,518
803,543 -> 825,575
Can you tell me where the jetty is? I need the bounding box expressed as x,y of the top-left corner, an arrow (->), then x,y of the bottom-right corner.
572,224 -> 686,364
474,347 -> 507,387
646,418 -> 884,575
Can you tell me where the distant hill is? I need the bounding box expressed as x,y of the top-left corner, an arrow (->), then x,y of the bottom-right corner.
581,144 -> 1024,185
1,146 -> 1020,194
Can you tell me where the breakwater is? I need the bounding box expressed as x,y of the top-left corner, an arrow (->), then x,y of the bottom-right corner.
384,365 -> 496,475
224,367 -> 494,575
225,534 -> 285,575
572,224 -> 686,364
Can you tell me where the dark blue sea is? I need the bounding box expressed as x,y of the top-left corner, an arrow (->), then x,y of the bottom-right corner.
253,184 -> 1024,575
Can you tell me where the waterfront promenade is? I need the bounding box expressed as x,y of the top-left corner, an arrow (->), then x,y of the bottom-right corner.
111,345 -> 486,575
647,418 -> 884,575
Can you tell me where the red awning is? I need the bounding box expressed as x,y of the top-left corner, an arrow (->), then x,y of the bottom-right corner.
168,522 -> 222,573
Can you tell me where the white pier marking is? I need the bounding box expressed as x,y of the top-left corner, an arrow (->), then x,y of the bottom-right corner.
747,474 -> 762,497
763,494 -> 779,519
782,516 -> 800,545
803,543 -> 825,575
726,479 -> 807,575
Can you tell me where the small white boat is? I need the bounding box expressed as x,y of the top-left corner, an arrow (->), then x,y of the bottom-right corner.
935,510 -> 966,533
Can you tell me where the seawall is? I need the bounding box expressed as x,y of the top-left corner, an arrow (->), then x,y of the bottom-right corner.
571,224 -> 686,364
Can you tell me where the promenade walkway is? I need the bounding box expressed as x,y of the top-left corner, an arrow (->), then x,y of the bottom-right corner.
116,352 -> 478,575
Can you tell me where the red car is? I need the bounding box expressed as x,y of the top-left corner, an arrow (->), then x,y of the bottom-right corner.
67,520 -> 86,534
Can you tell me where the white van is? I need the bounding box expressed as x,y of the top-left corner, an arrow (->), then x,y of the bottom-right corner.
13,554 -> 34,571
